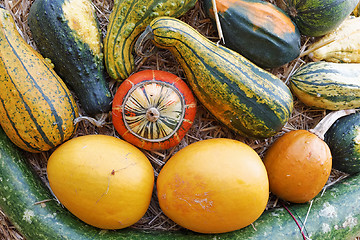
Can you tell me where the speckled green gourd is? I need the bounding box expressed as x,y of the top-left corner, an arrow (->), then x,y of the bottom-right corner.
104,0 -> 197,81
28,0 -> 113,116
324,112 -> 360,174
290,61 -> 360,110
136,17 -> 293,139
1,125 -> 360,239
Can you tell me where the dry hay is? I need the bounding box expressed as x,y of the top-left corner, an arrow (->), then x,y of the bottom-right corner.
0,0 -> 351,239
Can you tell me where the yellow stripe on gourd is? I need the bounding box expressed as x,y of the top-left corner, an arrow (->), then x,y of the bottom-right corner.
62,0 -> 101,55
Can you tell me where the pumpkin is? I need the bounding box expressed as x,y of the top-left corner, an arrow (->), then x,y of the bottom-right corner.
112,69 -> 197,151
156,138 -> 269,234
263,130 -> 332,203
47,134 -> 155,230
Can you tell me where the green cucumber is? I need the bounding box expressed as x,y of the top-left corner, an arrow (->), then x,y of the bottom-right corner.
28,0 -> 112,116
1,126 -> 360,239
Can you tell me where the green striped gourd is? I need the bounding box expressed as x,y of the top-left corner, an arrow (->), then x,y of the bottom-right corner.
290,61 -> 360,110
0,8 -> 78,152
136,17 -> 293,139
104,0 -> 197,81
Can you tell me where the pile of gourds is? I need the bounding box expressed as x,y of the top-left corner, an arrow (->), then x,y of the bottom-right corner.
1,0 -> 360,239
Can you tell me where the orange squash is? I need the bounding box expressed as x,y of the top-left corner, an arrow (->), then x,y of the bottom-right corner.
112,70 -> 196,151
263,130 -> 332,203
156,138 -> 269,234
47,134 -> 154,229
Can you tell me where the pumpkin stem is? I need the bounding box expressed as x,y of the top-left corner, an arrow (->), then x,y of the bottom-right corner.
310,109 -> 357,140
146,107 -> 160,122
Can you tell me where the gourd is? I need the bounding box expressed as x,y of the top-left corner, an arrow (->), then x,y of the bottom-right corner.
203,0 -> 301,68
135,17 -> 294,139
28,0 -> 113,116
104,0 -> 197,81
353,1 -> 360,16
290,61 -> 360,110
1,125 -> 360,239
112,70 -> 197,151
0,8 -> 78,152
324,111 -> 360,174
307,17 -> 360,63
276,0 -> 359,37
263,129 -> 332,203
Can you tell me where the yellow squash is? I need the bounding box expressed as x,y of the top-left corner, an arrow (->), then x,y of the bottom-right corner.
0,8 -> 79,152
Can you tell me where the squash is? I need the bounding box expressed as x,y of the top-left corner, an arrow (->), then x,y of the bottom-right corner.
353,1 -> 360,16
157,138 -> 269,234
263,129 -> 332,203
104,0 -> 197,81
0,8 -> 78,153
307,17 -> 360,63
324,111 -> 360,174
112,70 -> 196,151
28,0 -> 113,116
277,0 -> 359,37
47,134 -> 154,229
203,0 -> 301,68
290,61 -> 360,110
1,124 -> 360,239
135,17 -> 294,139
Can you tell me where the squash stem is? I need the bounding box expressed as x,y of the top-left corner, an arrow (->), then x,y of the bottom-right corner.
135,25 -> 156,57
310,109 -> 357,140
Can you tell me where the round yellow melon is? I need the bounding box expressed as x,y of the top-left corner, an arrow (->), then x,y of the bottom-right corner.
156,138 -> 269,234
47,134 -> 154,229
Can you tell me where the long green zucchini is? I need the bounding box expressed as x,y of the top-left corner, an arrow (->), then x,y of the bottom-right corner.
135,17 -> 293,139
290,61 -> 360,110
1,126 -> 360,239
104,0 -> 197,81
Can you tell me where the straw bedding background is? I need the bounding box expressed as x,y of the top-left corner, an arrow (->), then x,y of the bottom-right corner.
0,0 -> 351,239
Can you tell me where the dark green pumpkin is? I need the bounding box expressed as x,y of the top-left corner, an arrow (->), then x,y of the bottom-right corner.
203,0 -> 301,68
277,0 -> 359,37
324,112 -> 360,174
28,0 -> 112,116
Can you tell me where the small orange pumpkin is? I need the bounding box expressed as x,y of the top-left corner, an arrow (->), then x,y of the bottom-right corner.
112,70 -> 196,151
263,130 -> 332,203
157,138 -> 269,234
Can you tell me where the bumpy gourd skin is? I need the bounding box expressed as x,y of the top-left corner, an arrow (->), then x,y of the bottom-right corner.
139,17 -> 293,139
0,8 -> 78,152
104,0 -> 197,81
28,0 -> 112,116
